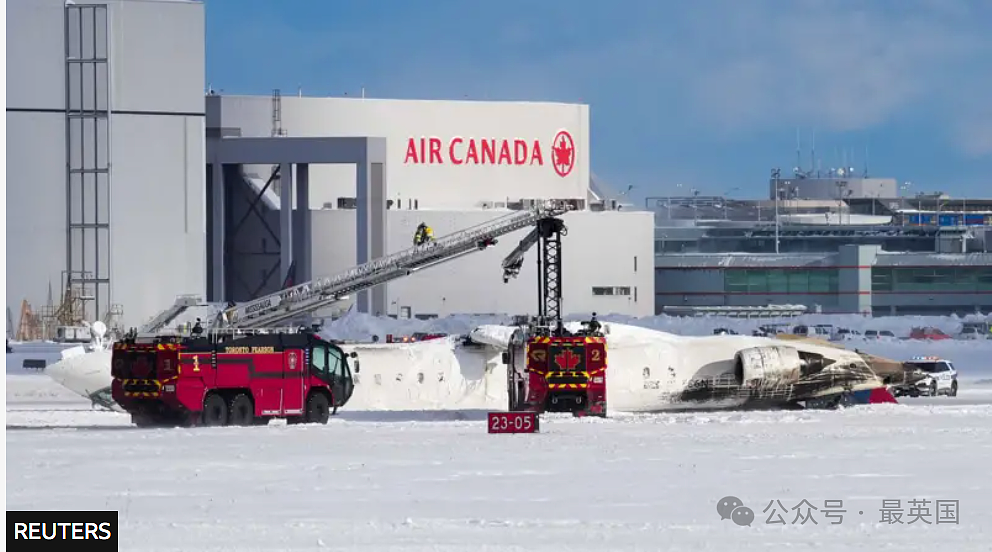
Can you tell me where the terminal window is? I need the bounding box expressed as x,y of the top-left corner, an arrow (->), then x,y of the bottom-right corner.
592,287 -> 632,296
724,269 -> 838,294
872,267 -> 992,293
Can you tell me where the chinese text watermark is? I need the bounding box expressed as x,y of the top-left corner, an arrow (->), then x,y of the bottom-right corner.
716,496 -> 960,527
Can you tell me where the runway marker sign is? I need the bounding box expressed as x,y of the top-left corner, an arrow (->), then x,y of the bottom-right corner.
488,411 -> 539,434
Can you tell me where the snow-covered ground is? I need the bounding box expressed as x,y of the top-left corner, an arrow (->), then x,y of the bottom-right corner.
7,375 -> 992,551
7,312 -> 992,550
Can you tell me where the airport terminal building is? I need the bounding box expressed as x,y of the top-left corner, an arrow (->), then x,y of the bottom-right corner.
652,175 -> 992,316
7,0 -> 653,334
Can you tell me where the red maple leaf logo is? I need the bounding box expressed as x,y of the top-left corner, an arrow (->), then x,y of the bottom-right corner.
554,348 -> 581,371
551,130 -> 575,178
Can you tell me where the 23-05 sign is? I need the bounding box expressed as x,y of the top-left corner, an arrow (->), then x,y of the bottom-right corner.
487,411 -> 539,434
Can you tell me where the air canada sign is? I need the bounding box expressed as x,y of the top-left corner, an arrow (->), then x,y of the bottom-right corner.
403,130 -> 576,178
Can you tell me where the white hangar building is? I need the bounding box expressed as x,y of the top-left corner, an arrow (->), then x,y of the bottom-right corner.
7,0 -> 654,332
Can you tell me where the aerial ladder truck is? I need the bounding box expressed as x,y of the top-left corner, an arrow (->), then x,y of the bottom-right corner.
500,216 -> 608,417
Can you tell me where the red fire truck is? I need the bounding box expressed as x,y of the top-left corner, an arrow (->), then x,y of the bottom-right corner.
110,327 -> 358,427
501,217 -> 609,417
510,333 -> 607,416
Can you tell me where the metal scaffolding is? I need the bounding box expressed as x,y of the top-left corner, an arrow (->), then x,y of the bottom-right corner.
64,4 -> 113,323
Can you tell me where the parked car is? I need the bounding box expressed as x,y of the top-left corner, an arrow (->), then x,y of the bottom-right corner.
958,325 -> 991,340
893,356 -> 959,397
864,329 -> 897,340
791,324 -> 833,339
752,324 -> 791,337
909,326 -> 951,340
832,328 -> 861,341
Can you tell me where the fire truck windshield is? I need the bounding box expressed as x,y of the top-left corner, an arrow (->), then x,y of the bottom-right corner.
327,346 -> 344,377
309,341 -> 356,407
311,342 -> 348,379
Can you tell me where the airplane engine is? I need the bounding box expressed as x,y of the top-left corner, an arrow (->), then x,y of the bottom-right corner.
734,346 -> 804,387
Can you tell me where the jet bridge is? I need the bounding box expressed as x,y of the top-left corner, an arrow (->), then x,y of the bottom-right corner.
210,201 -> 573,329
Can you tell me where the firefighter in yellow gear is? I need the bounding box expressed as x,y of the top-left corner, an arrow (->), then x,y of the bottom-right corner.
414,223 -> 434,246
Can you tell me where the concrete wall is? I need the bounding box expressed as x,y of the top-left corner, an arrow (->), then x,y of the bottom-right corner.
6,0 -> 206,330
209,95 -> 590,210
110,113 -> 205,328
307,209 -> 655,318
8,0 -> 75,328
6,110 -> 68,321
836,244 -> 878,314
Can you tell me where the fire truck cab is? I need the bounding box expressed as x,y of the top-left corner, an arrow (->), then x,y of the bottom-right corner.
506,320 -> 607,417
110,326 -> 359,427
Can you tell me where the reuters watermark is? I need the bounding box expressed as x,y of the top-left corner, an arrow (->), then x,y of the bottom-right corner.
8,510 -> 119,550
716,496 -> 960,527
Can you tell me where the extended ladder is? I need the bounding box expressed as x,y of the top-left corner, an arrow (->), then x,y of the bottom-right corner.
220,201 -> 573,329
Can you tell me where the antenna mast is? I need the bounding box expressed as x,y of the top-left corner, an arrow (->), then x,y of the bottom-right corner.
810,130 -> 817,177
863,145 -> 869,178
796,127 -> 802,176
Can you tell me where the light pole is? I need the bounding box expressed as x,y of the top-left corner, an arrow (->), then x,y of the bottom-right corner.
771,168 -> 781,253
934,194 -> 945,251
724,187 -> 739,220
834,181 -> 849,225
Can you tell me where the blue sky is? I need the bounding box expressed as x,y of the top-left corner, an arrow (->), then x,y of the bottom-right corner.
205,0 -> 992,205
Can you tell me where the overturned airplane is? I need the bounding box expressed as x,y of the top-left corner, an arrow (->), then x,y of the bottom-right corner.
469,322 -> 901,411
45,321 -> 903,415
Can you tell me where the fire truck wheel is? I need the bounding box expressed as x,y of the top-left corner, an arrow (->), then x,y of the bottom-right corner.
201,393 -> 229,427
228,393 -> 255,426
305,392 -> 331,424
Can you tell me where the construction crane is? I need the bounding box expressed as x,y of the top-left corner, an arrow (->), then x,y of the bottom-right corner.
140,201 -> 573,335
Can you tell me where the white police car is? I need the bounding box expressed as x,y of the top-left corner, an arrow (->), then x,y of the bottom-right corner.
904,356 -> 959,397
